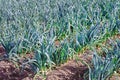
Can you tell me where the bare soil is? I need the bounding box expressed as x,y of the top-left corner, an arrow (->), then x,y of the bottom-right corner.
0,60 -> 34,80
45,50 -> 93,80
0,44 -> 35,80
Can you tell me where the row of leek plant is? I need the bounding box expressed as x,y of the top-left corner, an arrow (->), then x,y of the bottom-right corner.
0,0 -> 120,73
83,39 -> 120,80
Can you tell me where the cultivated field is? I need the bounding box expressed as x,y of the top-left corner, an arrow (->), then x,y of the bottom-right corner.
0,0 -> 120,80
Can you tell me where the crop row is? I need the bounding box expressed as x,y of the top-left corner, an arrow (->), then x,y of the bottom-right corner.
83,38 -> 120,80
0,0 -> 120,73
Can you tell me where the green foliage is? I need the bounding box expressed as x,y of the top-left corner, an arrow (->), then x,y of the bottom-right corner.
0,0 -> 120,74
86,40 -> 120,80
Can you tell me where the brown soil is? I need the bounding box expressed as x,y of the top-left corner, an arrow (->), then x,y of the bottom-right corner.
45,50 -> 93,80
0,60 -> 34,80
0,44 -> 35,80
109,73 -> 120,80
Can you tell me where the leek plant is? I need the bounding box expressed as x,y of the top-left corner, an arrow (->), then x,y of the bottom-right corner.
0,0 -> 120,73
85,39 -> 120,80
